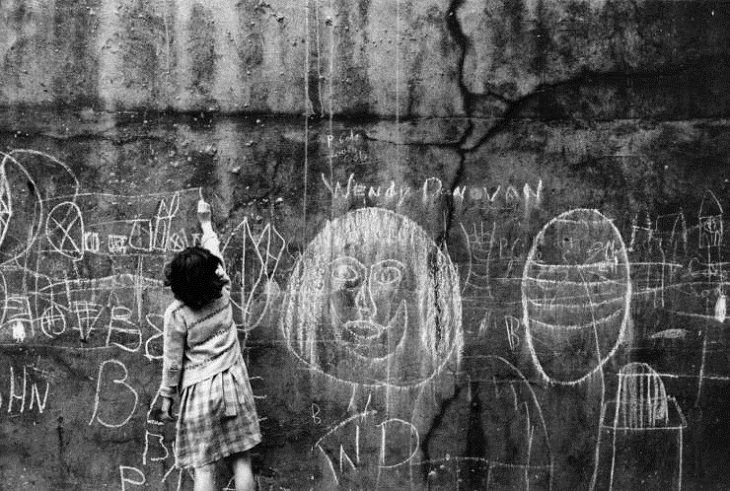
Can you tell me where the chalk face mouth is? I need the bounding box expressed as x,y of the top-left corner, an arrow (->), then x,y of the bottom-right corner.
337,300 -> 408,359
343,320 -> 384,341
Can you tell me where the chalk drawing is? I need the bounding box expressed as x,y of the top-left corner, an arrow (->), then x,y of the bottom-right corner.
0,162 -> 10,252
2,295 -> 34,342
0,150 -> 80,265
106,304 -> 143,353
504,315 -> 522,352
282,207 -> 462,389
598,363 -> 686,490
84,231 -> 100,254
88,359 -> 139,428
0,273 -> 169,353
128,219 -> 153,252
1,364 -> 51,415
70,189 -> 196,259
522,209 -> 632,385
326,175 -> 543,218
314,410 -> 420,488
45,201 -> 85,260
222,217 -> 286,331
698,190 -> 723,250
119,466 -> 146,491
312,402 -> 322,424
107,234 -> 129,254
143,313 -> 164,361
143,429 -> 170,465
627,209 -> 688,309
421,355 -> 553,490
152,193 -> 180,251
459,221 -> 497,296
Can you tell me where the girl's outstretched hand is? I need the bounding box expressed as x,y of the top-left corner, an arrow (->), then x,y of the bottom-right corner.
197,199 -> 212,225
160,396 -> 176,423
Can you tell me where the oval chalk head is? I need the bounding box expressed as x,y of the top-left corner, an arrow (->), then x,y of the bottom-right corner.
522,209 -> 632,385
282,207 -> 463,389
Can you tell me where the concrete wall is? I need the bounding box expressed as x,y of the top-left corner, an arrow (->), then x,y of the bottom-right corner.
1,1 -> 730,489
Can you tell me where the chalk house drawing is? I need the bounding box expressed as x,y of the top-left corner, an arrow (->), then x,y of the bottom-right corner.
599,362 -> 686,490
282,207 -> 463,389
522,209 -> 632,385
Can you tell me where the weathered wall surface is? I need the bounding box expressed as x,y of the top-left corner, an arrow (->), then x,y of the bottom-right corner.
1,1 -> 730,490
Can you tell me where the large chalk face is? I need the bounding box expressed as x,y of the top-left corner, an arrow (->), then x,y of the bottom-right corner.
283,208 -> 462,388
522,209 -> 632,385
328,255 -> 409,359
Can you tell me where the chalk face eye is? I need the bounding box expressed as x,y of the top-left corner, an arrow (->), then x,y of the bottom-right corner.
330,257 -> 365,289
370,260 -> 405,290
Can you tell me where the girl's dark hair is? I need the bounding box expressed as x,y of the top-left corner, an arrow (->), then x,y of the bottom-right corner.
164,246 -> 227,310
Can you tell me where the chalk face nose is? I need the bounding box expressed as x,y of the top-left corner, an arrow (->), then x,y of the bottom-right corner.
354,273 -> 376,320
328,256 -> 368,325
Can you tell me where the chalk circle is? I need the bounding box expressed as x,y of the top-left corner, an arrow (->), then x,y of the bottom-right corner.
0,165 -> 10,252
0,271 -> 7,328
522,209 -> 632,385
46,202 -> 85,260
0,150 -> 79,265
0,154 -> 42,264
282,207 -> 462,388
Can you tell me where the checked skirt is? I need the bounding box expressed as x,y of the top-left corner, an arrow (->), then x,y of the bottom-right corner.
175,357 -> 261,469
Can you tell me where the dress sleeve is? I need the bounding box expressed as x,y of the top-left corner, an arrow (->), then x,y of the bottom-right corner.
158,306 -> 186,398
200,223 -> 231,284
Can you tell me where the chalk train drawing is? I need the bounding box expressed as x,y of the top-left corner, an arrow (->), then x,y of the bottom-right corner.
0,151 -> 202,315
222,217 -> 286,331
314,410 -> 420,489
598,363 -> 686,490
420,356 -> 553,490
282,207 -> 462,389
522,208 -> 632,385
0,271 -> 169,358
67,190 -> 194,260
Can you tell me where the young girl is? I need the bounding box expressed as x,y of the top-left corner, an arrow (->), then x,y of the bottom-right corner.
159,199 -> 261,491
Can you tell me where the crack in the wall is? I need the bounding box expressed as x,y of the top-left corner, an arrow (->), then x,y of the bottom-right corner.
463,51 -> 730,152
420,383 -> 463,481
441,0 -> 471,248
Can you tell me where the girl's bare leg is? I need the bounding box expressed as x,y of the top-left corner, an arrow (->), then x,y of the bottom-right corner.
230,451 -> 255,491
194,464 -> 216,491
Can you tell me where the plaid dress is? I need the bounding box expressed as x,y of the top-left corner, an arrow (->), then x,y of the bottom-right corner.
175,356 -> 261,468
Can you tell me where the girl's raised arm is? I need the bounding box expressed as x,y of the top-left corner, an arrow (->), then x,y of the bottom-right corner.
197,199 -> 231,283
